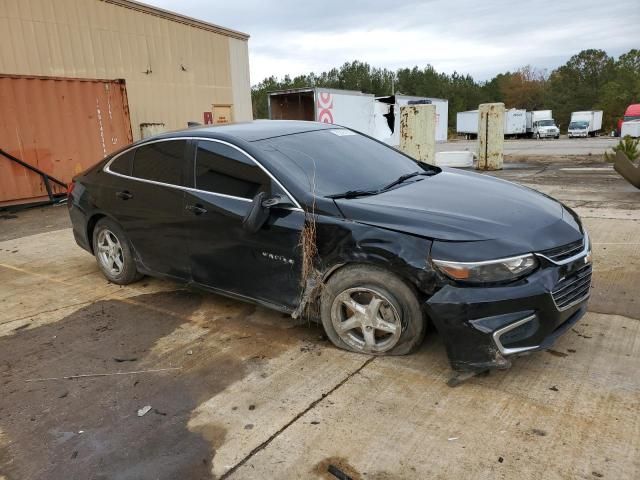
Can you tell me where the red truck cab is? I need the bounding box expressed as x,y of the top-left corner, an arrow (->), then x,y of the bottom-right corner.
618,104 -> 640,135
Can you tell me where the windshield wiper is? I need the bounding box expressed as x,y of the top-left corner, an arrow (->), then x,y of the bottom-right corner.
380,171 -> 424,191
326,189 -> 379,199
327,170 -> 438,200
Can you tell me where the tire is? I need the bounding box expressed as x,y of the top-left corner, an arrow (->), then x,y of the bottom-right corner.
536,133 -> 541,140
555,135 -> 560,139
320,265 -> 425,355
92,217 -> 143,285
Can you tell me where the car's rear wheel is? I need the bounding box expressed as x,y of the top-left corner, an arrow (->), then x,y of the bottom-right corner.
320,265 -> 425,355
93,218 -> 142,285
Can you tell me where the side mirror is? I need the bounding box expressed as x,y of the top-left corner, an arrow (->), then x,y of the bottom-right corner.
242,193 -> 292,233
242,192 -> 270,233
261,194 -> 291,208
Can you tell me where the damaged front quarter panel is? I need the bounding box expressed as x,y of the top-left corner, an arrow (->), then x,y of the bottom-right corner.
292,213 -> 439,320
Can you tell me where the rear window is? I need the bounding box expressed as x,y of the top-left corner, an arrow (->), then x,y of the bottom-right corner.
109,149 -> 134,175
194,140 -> 269,199
132,140 -> 187,186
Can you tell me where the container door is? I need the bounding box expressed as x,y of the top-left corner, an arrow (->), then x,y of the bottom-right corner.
0,75 -> 132,206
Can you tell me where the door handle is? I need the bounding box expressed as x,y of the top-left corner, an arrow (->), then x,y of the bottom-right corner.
116,190 -> 133,200
186,204 -> 207,215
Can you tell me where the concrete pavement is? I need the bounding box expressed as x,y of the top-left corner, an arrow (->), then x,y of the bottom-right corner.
0,159 -> 638,479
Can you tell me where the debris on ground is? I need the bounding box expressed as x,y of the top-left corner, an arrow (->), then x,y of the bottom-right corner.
113,357 -> 138,363
137,405 -> 152,417
328,464 -> 353,480
547,350 -> 568,358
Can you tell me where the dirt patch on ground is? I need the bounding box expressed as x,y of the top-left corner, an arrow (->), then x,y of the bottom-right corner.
0,290 -> 323,480
0,205 -> 70,242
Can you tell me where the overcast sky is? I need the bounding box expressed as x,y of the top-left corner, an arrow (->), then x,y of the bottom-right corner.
146,0 -> 638,84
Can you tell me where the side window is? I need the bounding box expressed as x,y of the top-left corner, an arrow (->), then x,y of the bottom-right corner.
194,141 -> 269,199
132,140 -> 187,186
109,149 -> 134,175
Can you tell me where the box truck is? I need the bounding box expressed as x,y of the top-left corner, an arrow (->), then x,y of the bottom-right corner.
526,110 -> 559,139
568,110 -> 603,138
504,109 -> 527,137
268,88 -> 449,146
456,108 -> 526,138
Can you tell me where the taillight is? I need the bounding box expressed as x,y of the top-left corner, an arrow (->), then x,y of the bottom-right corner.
67,181 -> 76,196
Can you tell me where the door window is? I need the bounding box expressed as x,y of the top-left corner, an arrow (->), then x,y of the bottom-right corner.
132,140 -> 187,186
109,149 -> 134,175
194,141 -> 269,199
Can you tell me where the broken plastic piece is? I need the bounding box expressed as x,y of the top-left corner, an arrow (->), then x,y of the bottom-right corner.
137,405 -> 152,417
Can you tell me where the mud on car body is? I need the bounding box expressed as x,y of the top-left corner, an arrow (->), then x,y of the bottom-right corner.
68,120 -> 591,373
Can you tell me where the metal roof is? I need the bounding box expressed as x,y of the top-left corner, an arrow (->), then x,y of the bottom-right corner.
102,0 -> 250,40
267,87 -> 374,97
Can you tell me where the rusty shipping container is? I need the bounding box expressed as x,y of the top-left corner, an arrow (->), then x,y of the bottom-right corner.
0,75 -> 133,206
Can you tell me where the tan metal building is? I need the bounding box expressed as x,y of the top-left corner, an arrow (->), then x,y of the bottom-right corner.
0,0 -> 252,205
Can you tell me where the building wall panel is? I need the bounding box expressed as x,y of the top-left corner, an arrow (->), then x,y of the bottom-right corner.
0,75 -> 133,205
0,0 -> 251,140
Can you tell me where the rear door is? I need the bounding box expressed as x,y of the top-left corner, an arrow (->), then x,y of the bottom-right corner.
103,139 -> 191,280
183,139 -> 304,310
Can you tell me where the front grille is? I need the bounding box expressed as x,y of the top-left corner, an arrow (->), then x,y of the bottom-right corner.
541,238 -> 584,262
552,264 -> 592,310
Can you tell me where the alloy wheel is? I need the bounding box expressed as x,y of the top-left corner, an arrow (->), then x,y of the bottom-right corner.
96,229 -> 124,277
330,287 -> 402,353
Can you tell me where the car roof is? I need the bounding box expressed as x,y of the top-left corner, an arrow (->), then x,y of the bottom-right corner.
158,120 -> 336,142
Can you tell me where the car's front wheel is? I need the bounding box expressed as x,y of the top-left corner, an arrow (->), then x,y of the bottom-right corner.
92,218 -> 142,285
320,265 -> 425,355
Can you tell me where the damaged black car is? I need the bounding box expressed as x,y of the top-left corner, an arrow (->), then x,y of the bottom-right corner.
68,120 -> 592,373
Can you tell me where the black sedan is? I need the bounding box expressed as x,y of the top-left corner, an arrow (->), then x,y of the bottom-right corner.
68,121 -> 592,373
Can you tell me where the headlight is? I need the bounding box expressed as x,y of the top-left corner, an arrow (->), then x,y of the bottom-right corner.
432,254 -> 538,283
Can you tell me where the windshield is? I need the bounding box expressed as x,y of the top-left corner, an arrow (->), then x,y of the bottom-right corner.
569,121 -> 588,129
624,115 -> 640,121
256,128 -> 435,197
537,120 -> 555,127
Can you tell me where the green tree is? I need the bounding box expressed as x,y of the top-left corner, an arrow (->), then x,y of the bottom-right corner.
250,48 -> 640,134
547,49 -> 615,129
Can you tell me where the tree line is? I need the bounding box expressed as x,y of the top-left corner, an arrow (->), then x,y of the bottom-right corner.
251,49 -> 640,133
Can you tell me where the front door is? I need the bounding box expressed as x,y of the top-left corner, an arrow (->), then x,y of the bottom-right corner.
183,139 -> 304,310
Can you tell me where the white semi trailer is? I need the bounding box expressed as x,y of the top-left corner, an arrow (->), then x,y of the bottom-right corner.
268,87 -> 375,136
267,88 -> 449,146
568,110 -> 603,137
621,120 -> 640,138
456,108 -> 526,138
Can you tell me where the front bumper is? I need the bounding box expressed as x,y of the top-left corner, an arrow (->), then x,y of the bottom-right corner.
538,131 -> 559,138
568,131 -> 588,138
425,252 -> 591,372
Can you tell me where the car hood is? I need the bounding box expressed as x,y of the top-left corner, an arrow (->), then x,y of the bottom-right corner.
334,168 -> 583,258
